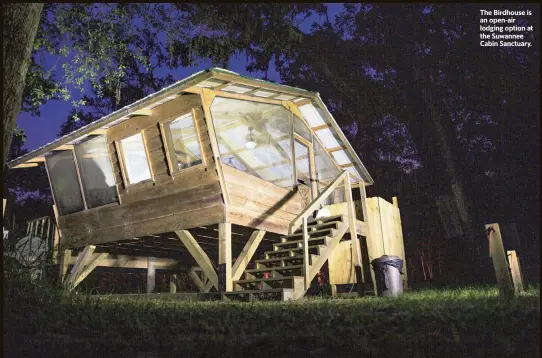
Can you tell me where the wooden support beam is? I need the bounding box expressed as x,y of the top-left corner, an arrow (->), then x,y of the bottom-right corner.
507,250 -> 524,294
282,101 -> 304,122
130,108 -> 152,117
214,90 -> 283,105
52,144 -> 74,151
188,267 -> 207,292
311,124 -> 330,131
59,249 -> 72,282
294,99 -> 313,107
327,146 -> 347,153
12,163 -> 39,169
147,256 -> 156,293
339,163 -> 356,168
90,129 -> 107,135
201,88 -> 230,205
175,230 -> 218,289
213,82 -> 233,91
27,157 -> 45,163
218,223 -> 232,292
345,173 -> 364,298
485,223 -> 514,297
64,246 -> 95,290
2,198 -> 5,217
71,252 -> 108,289
231,230 -> 266,281
302,216 -> 310,289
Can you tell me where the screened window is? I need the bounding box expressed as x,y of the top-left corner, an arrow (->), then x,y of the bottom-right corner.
211,97 -> 294,189
74,135 -> 118,208
294,115 -> 311,142
314,138 -> 344,204
164,112 -> 202,172
119,133 -> 151,184
46,151 -> 85,215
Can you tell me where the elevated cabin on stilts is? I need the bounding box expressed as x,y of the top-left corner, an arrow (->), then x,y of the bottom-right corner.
8,68 -> 404,300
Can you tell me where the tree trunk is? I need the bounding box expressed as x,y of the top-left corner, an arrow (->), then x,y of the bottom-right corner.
2,3 -> 43,167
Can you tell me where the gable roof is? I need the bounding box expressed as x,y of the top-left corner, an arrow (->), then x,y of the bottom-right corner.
8,68 -> 373,185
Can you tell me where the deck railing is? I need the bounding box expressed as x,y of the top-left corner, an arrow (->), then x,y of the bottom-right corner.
289,171 -> 360,289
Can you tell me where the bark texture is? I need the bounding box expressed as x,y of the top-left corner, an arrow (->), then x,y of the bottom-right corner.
2,3 -> 43,167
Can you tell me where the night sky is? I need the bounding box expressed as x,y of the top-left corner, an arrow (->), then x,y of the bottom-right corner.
16,4 -> 343,152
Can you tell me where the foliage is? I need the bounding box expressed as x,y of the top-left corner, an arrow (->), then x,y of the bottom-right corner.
3,274 -> 540,357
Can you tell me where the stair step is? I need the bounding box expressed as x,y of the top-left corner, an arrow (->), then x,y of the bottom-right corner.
255,254 -> 319,268
245,264 -> 304,277
307,215 -> 344,225
265,245 -> 325,258
198,288 -> 293,301
256,255 -> 304,265
293,220 -> 340,234
274,236 -> 331,250
235,276 -> 303,290
284,227 -> 336,240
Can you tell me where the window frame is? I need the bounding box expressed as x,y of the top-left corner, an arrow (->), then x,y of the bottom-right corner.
159,107 -> 206,178
73,134 -> 120,209
115,131 -> 154,188
44,149 -> 87,216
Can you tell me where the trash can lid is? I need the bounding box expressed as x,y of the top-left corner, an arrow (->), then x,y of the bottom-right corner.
371,255 -> 401,263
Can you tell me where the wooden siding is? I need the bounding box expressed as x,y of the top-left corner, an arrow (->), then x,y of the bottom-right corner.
59,94 -> 225,247
223,165 -> 303,235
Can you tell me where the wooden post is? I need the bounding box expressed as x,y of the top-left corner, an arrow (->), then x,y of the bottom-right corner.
331,284 -> 338,298
485,223 -> 514,297
169,274 -> 177,294
59,249 -> 72,282
392,196 -> 407,290
218,223 -> 232,292
302,216 -> 310,289
3,198 -> 6,218
147,256 -> 156,293
345,173 -> 364,297
507,250 -> 524,293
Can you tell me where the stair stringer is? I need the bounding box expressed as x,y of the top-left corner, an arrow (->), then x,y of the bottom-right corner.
292,222 -> 349,299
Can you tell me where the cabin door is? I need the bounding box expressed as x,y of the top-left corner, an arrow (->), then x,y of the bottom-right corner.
294,136 -> 316,208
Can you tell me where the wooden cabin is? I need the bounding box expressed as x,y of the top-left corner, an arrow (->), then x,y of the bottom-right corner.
8,68 -> 404,300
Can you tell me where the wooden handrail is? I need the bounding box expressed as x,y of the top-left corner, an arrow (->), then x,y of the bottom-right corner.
289,171 -> 348,235
290,171 -> 363,290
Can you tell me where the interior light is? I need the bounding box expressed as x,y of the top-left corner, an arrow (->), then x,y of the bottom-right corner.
245,127 -> 257,149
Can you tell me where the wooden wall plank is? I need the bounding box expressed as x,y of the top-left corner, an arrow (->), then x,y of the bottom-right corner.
62,204 -> 225,247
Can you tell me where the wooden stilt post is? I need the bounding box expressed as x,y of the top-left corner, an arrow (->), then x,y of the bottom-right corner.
485,223 -> 514,297
344,173 -> 363,297
302,216 -> 310,289
147,256 -> 156,293
169,274 -> 178,293
507,250 -> 524,293
59,249 -> 72,283
331,284 -> 338,298
218,223 -> 232,292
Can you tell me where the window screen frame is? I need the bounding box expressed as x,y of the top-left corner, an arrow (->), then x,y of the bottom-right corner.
159,107 -> 206,178
44,149 -> 87,216
115,131 -> 154,188
73,134 -> 120,209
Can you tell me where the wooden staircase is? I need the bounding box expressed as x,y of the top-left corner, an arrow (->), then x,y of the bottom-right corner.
224,215 -> 349,301
203,171 -> 363,301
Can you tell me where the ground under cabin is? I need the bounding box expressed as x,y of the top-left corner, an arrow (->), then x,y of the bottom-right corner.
7,68 -> 407,300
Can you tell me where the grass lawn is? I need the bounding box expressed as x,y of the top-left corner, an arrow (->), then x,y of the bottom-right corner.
4,285 -> 540,357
